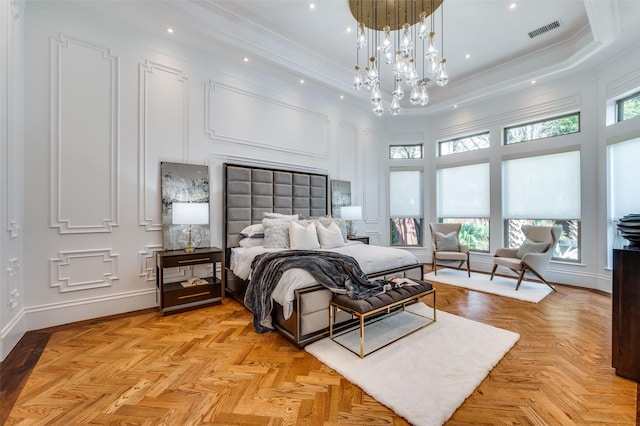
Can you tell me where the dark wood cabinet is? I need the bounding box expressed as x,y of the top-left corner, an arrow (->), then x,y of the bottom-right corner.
156,247 -> 224,314
612,247 -> 640,381
347,235 -> 370,245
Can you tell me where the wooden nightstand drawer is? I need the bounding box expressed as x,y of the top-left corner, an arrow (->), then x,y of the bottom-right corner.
161,253 -> 218,268
163,280 -> 222,308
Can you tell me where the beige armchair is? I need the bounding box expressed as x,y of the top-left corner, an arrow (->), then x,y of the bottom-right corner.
490,225 -> 561,291
429,223 -> 470,277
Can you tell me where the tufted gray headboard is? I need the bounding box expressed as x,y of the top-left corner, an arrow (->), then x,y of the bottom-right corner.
223,163 -> 329,252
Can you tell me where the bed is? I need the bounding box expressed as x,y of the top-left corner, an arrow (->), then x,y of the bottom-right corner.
223,163 -> 424,347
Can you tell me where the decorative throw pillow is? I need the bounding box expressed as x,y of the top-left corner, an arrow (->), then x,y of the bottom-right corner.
289,221 -> 320,250
239,237 -> 265,248
263,212 -> 299,220
316,216 -> 348,241
516,239 -> 549,258
435,231 -> 460,252
316,221 -> 346,249
262,218 -> 296,248
240,223 -> 264,238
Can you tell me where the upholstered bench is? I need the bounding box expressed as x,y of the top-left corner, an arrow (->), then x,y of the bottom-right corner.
329,280 -> 436,358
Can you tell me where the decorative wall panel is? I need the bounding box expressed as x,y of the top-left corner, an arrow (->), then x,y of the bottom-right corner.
138,61 -> 188,231
50,249 -> 119,293
205,80 -> 330,158
7,257 -> 21,310
49,34 -> 119,234
337,121 -> 358,183
362,129 -> 381,224
139,244 -> 162,281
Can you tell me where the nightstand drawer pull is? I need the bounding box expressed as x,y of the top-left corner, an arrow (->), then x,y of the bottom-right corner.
178,257 -> 210,264
178,291 -> 211,300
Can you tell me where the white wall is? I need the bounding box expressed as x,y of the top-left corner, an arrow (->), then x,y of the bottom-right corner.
0,0 -> 25,362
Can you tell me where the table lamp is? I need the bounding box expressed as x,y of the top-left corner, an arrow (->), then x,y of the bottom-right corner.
341,205 -> 362,238
172,202 -> 209,253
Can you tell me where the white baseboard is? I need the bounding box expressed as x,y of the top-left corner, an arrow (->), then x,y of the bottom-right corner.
24,289 -> 157,332
1,308 -> 27,362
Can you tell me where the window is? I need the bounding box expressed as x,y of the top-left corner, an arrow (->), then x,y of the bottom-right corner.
389,144 -> 423,159
617,91 -> 640,122
504,112 -> 580,145
436,163 -> 490,251
390,170 -> 423,246
608,138 -> 640,262
438,132 -> 490,156
502,150 -> 581,261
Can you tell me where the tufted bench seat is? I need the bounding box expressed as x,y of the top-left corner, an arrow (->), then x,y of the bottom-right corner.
329,279 -> 436,358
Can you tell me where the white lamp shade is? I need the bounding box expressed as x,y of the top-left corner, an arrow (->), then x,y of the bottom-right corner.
172,202 -> 209,225
341,205 -> 362,220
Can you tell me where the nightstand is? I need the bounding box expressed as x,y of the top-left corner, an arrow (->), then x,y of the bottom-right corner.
156,247 -> 224,314
347,235 -> 370,244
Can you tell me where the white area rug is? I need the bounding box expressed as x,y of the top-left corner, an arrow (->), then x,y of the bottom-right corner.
425,268 -> 553,303
305,303 -> 519,426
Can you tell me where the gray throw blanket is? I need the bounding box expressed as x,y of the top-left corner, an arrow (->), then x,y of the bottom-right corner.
244,250 -> 391,333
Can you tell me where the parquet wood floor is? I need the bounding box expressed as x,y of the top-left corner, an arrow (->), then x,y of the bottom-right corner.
2,273 -> 638,425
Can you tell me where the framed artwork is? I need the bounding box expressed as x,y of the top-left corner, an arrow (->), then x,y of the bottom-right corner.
161,162 -> 210,250
330,179 -> 351,218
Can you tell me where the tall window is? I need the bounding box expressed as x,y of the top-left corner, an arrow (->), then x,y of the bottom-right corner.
608,138 -> 640,258
617,91 -> 640,122
504,113 -> 580,145
390,170 -> 423,246
436,163 -> 490,251
502,150 -> 581,261
438,132 -> 490,156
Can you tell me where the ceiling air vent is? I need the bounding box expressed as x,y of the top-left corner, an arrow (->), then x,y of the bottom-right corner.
528,20 -> 561,39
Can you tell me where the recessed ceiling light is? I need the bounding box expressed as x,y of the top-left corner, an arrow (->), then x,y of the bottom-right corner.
340,95 -> 344,99
243,57 -> 249,63
510,3 -> 517,9
465,53 -> 471,59
300,79 -> 305,84
346,26 -> 352,33
453,104 -> 458,108
309,3 -> 315,9
166,27 -> 174,34
531,80 -> 536,84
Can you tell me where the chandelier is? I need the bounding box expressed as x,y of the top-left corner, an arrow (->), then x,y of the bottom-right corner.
349,0 -> 448,116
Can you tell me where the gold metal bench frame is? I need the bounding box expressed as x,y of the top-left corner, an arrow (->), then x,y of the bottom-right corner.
329,287 -> 436,358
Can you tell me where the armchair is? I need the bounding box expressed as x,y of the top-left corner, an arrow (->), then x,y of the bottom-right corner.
429,223 -> 471,277
490,225 -> 561,291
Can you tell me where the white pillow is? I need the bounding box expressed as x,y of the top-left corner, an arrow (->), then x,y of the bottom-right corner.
289,221 -> 320,250
262,218 -> 294,248
317,221 -> 346,249
239,237 -> 265,248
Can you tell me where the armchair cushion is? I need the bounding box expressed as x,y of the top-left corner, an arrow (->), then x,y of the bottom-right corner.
516,239 -> 549,259
435,231 -> 459,252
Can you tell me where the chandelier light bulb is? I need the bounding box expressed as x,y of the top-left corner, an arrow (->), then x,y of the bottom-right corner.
353,65 -> 362,90
382,25 -> 392,52
370,82 -> 382,105
384,49 -> 394,65
373,102 -> 384,116
428,56 -> 439,75
366,56 -> 379,86
437,58 -> 449,87
410,85 -> 421,105
390,92 -> 401,115
395,77 -> 404,100
400,23 -> 414,54
406,58 -> 419,86
419,82 -> 430,106
393,50 -> 404,76
356,22 -> 367,49
426,32 -> 439,60
417,12 -> 428,40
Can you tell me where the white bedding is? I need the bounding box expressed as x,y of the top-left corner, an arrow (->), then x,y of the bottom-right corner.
230,242 -> 420,319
